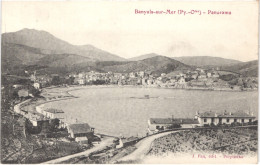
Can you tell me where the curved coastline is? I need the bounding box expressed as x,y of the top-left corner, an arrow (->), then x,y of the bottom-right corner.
21,85 -> 257,115
40,85 -> 257,135
15,84 -> 257,138
38,84 -> 258,113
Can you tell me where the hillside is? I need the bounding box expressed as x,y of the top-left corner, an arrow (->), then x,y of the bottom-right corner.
2,29 -> 256,77
2,28 -> 125,61
1,43 -> 46,65
103,56 -> 192,76
172,56 -> 241,66
1,43 -> 96,72
36,54 -> 95,68
220,60 -> 258,77
128,53 -> 162,61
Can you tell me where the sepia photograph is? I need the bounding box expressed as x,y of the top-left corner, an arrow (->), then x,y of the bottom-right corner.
1,0 -> 259,164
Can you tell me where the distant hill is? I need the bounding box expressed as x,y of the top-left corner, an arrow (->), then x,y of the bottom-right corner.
2,29 -> 256,78
1,42 -> 95,72
36,54 -> 95,68
2,28 -> 125,61
129,55 -> 241,67
128,53 -> 162,61
220,60 -> 258,77
103,56 -> 192,76
2,43 -> 45,65
1,43 -> 47,73
172,56 -> 241,67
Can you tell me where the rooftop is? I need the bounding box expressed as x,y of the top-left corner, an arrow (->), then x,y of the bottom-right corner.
196,111 -> 255,118
150,118 -> 199,125
68,123 -> 92,134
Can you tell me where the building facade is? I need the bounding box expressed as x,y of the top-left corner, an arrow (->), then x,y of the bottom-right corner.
195,111 -> 255,126
148,118 -> 200,133
43,108 -> 65,119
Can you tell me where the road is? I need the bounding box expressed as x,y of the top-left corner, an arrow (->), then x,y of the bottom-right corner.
41,137 -> 115,164
117,131 -> 179,162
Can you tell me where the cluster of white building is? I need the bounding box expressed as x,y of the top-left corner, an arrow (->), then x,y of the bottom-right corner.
69,68 -> 221,87
14,102 -> 95,144
148,110 -> 256,133
14,103 -> 65,126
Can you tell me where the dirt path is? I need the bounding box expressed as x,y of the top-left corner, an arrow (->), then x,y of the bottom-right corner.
41,137 -> 115,164
117,131 -> 179,162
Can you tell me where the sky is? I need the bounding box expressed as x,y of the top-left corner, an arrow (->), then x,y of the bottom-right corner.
2,1 -> 259,61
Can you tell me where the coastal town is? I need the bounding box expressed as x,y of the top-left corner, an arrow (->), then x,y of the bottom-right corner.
1,1 -> 259,163
1,68 -> 258,163
1,51 -> 258,164
9,66 -> 258,94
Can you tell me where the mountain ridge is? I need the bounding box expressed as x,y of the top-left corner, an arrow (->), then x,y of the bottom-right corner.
2,28 -> 126,61
220,60 -> 258,77
128,53 -> 162,61
1,29 -> 257,77
103,56 -> 193,76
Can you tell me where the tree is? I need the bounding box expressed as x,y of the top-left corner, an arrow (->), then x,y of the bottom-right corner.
28,86 -> 40,97
66,77 -> 75,85
51,76 -> 61,85
25,119 -> 42,134
210,123 -> 216,127
48,118 -> 60,132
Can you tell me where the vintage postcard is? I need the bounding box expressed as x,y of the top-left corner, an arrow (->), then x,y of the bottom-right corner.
1,0 -> 258,164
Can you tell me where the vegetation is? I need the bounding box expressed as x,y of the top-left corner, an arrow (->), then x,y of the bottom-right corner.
220,60 -> 258,77
149,127 -> 257,156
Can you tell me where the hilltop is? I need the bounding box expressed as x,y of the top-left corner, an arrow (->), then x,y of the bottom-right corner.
103,56 -> 192,76
128,53 -> 162,61
1,29 -> 257,78
129,54 -> 241,67
220,60 -> 258,77
2,28 -> 125,61
172,56 -> 241,67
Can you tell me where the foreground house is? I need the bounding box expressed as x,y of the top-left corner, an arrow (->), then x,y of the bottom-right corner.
67,123 -> 95,144
148,118 -> 200,132
195,111 -> 256,126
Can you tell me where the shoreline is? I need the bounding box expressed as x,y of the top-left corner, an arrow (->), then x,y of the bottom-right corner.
12,86 -> 258,163
19,84 -> 257,113
17,84 -> 258,136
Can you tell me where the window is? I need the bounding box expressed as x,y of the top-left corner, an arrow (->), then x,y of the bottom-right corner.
249,119 -> 252,123
227,119 -> 229,123
234,119 -> 237,122
204,118 -> 207,122
242,119 -> 244,123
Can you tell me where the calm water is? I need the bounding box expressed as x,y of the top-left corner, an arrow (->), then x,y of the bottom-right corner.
44,87 -> 258,137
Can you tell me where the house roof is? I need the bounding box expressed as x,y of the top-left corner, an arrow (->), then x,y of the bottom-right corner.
196,111 -> 255,118
196,111 -> 217,118
44,108 -> 64,114
150,118 -> 199,125
218,111 -> 255,118
18,89 -> 29,97
69,123 -> 91,134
